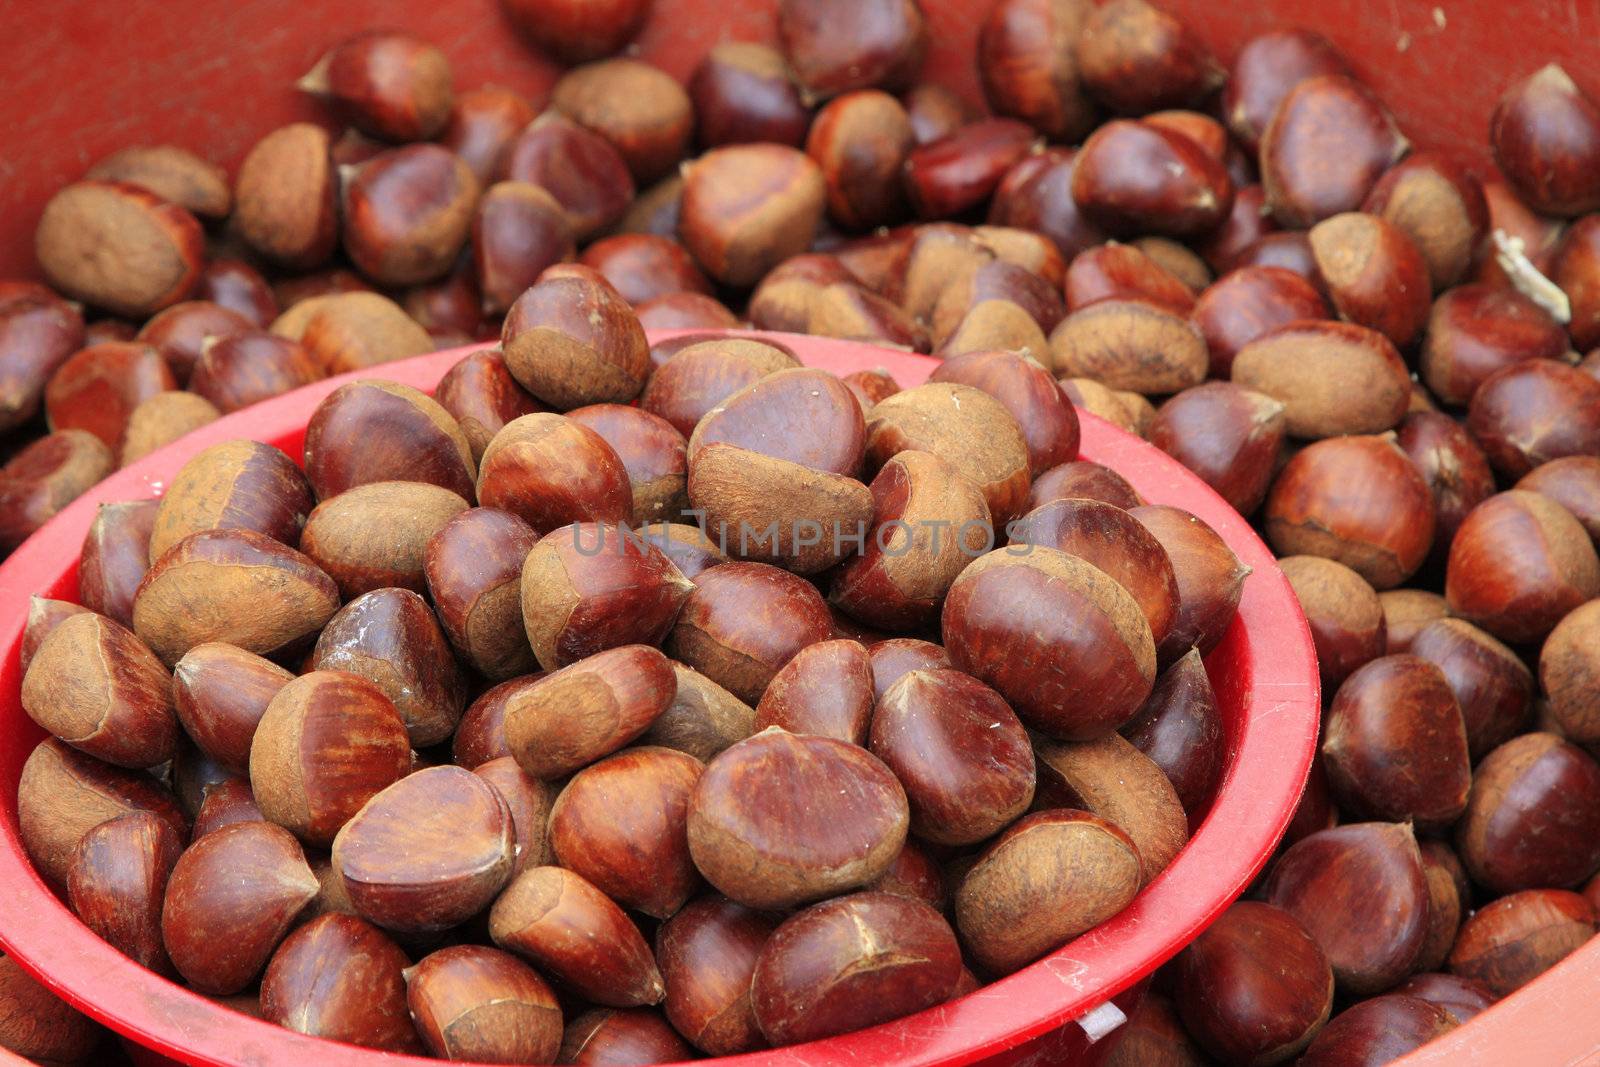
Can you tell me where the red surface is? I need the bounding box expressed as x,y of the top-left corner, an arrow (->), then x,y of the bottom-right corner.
0,332 -> 1319,1067
2,0 -> 1598,280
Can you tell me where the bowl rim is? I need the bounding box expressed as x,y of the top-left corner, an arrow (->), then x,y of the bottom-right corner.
0,330 -> 1319,1067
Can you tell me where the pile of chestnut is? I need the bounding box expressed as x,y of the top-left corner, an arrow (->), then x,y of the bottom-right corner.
2,0 -> 1600,1064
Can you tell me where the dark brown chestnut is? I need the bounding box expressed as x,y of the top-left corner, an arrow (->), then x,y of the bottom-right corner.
1448,889 -> 1597,996
1223,29 -> 1352,155
261,913 -> 421,1052
1467,359 -> 1600,479
777,0 -> 927,101
903,119 -> 1038,220
1278,555 -> 1386,689
501,113 -> 635,240
1457,732 -> 1600,893
1074,0 -> 1223,115
1363,152 -> 1489,291
1490,63 -> 1600,218
1150,382 -> 1286,515
1297,995 -> 1457,1066
691,42 -> 812,149
1071,119 -> 1233,238
1410,618 -> 1534,761
298,31 -> 452,142
1191,265 -> 1327,378
1260,75 -> 1408,228
656,895 -> 778,1055
1120,648 -> 1224,815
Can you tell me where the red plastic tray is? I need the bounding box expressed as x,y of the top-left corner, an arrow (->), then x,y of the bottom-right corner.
0,332 -> 1319,1066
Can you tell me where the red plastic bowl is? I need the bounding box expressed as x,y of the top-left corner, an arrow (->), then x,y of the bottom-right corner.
0,332 -> 1317,1066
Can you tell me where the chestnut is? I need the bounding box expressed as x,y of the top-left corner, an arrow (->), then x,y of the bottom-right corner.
77,500 -> 157,628
1065,242 -> 1195,315
1264,821 -> 1429,995
943,546 -> 1156,739
1071,120 -> 1233,238
311,588 -> 466,747
656,895 -> 777,1055
490,865 -> 665,1006
332,766 -> 513,933
865,638 -> 952,700
668,561 -> 836,704
501,113 -> 635,240
434,349 -> 544,463
1260,75 -> 1408,228
1379,588 -> 1449,654
866,381 -> 1032,522
957,809 -> 1141,974
567,404 -> 689,524
341,144 -> 479,287
1234,321 -> 1409,441
442,86 -> 535,183
904,82 -> 974,145
1457,732 -> 1600,893
754,639 -> 874,745
1120,648 -> 1224,815
561,1009 -> 693,1063
1176,900 -> 1335,1065
1297,995 -> 1457,1066
261,914 -> 421,1052
248,670 -> 412,848
777,0 -> 926,100
680,145 -> 827,287
1394,973 -> 1498,1025
1223,29 -> 1352,154
1133,232 -> 1213,288
406,945 -> 562,1064
1556,216 -> 1600,350
642,661 -> 757,762
1542,599 -> 1600,745
421,509 -> 538,680
929,349 -> 1080,474
579,234 -> 711,308
1363,152 -> 1488,291
1150,382 -> 1286,515
149,439 -> 313,560
304,379 -> 475,502
751,891 -> 960,1046
233,124 -> 339,270
135,300 -> 253,385
1129,504 -> 1249,661
636,292 -> 742,333
1060,377 -> 1151,438
978,0 -> 1094,141
636,522 -> 730,582
501,273 -> 650,409
86,144 -> 229,219
299,481 -> 470,599
0,291 -> 84,433
17,738 -> 189,888
806,91 -> 914,231
1034,732 -> 1188,882
1449,889 -> 1595,998
1265,434 -> 1436,589
161,820 -> 319,993
190,777 -> 266,840
691,42 -> 812,149
20,597 -> 90,676
504,644 -> 676,778
902,119 -> 1038,220
549,746 -> 703,918
34,180 -> 202,317
1192,266 -> 1326,377
299,31 -> 452,141
1074,0 -> 1223,115
44,341 -> 175,451
473,182 -> 576,316
1395,411 -> 1497,556
67,810 -> 183,974
500,0 -> 650,63
1307,212 -> 1432,348
1490,63 -> 1600,217
0,954 -> 104,1064
552,58 -> 693,184
269,290 -> 433,374
172,644 -> 294,774
1445,490 -> 1600,644
1277,554 -> 1385,689
1049,299 -> 1209,396
1410,618 -> 1534,759
1033,459 -> 1144,511
989,147 -> 1105,260
1468,359 -> 1600,479
117,392 -> 219,466
642,338 -> 800,436
1322,655 -> 1470,829
185,334 -> 314,416
1519,456 -> 1600,543
22,612 -> 177,769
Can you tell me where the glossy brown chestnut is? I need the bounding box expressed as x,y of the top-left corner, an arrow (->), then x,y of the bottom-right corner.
433,350 -> 543,462
1410,618 -> 1534,759
560,1008 -> 692,1064
641,338 -> 800,436
135,300 -> 252,385
1307,212 -> 1432,348
552,58 -> 693,184
1519,456 -> 1600,543
1490,63 -> 1600,218
1266,434 -> 1436,589
1297,995 -> 1457,1067
1223,29 -> 1351,154
423,508 -> 540,680
188,333 -> 321,414
777,0 -> 926,100
988,148 -> 1105,260
490,865 -> 665,1006
43,342 -> 175,451
67,810 -> 183,974
1468,359 -> 1600,478
1362,152 -> 1488,291
190,776 -> 265,840
501,113 -> 635,240
233,124 -> 340,271
1378,589 -> 1449,655
1264,821 -> 1429,995
680,145 -> 827,287
636,522 -> 730,582
499,0 -> 651,63
172,644 -> 294,773
1445,490 -> 1600,644
161,820 -> 319,994
656,895 -> 777,1055
501,273 -> 650,409
441,86 -> 535,183
1394,973 -> 1498,1025
1120,648 -> 1224,815
261,914 -> 421,1052
341,145 -> 478,287
77,500 -> 157,628
1130,504 -> 1250,662
0,292 -> 84,433
1260,75 -> 1408,228
405,945 -> 562,1064
1448,889 -> 1597,997
503,644 -> 676,779
805,91 -> 914,231
304,379 -> 475,502
754,639 -> 875,745
903,119 -> 1037,220
1395,411 -> 1497,556
1150,383 -> 1286,515
691,42 -> 812,149
148,440 -> 313,562
1176,900 -> 1335,1066
299,31 -> 452,141
751,891 -> 960,1046
1457,732 -> 1600,893
0,954 -> 103,1064
1064,242 -> 1194,315
1074,0 -> 1223,115
978,0 -> 1094,141
1072,120 -> 1233,238
473,182 -> 575,316
566,404 -> 688,524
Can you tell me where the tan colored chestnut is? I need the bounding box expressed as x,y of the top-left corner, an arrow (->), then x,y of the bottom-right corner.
490,865 -> 665,1006
679,145 -> 827,287
248,671 -> 413,848
1232,321 -> 1410,439
233,124 -> 339,270
149,440 -> 313,562
552,58 -> 694,184
161,820 -> 319,994
503,644 -> 676,779
501,272 -> 650,409
1278,555 -> 1386,688
688,728 -> 910,909
117,392 -> 219,467
1049,299 -> 1209,396
35,180 -> 202,317
311,588 -> 465,747
405,945 -> 562,1064
261,914 -> 421,1052
425,507 -> 540,680
22,612 -> 177,769
1448,889 -> 1597,997
303,378 -> 476,502
0,953 -> 104,1064
477,412 -> 633,534
1379,589 -> 1449,654
754,639 -> 875,745
1034,733 -> 1188,885
20,597 -> 90,676
943,547 -> 1157,739
16,738 -> 189,888
86,144 -> 230,219
928,349 -> 1080,475
270,291 -> 433,376
67,810 -> 183,974
657,895 -> 779,1055
956,809 -> 1142,975
865,382 -> 1031,523
642,663 -> 758,762
549,746 -> 704,918
332,766 -> 514,933
299,481 -> 469,599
